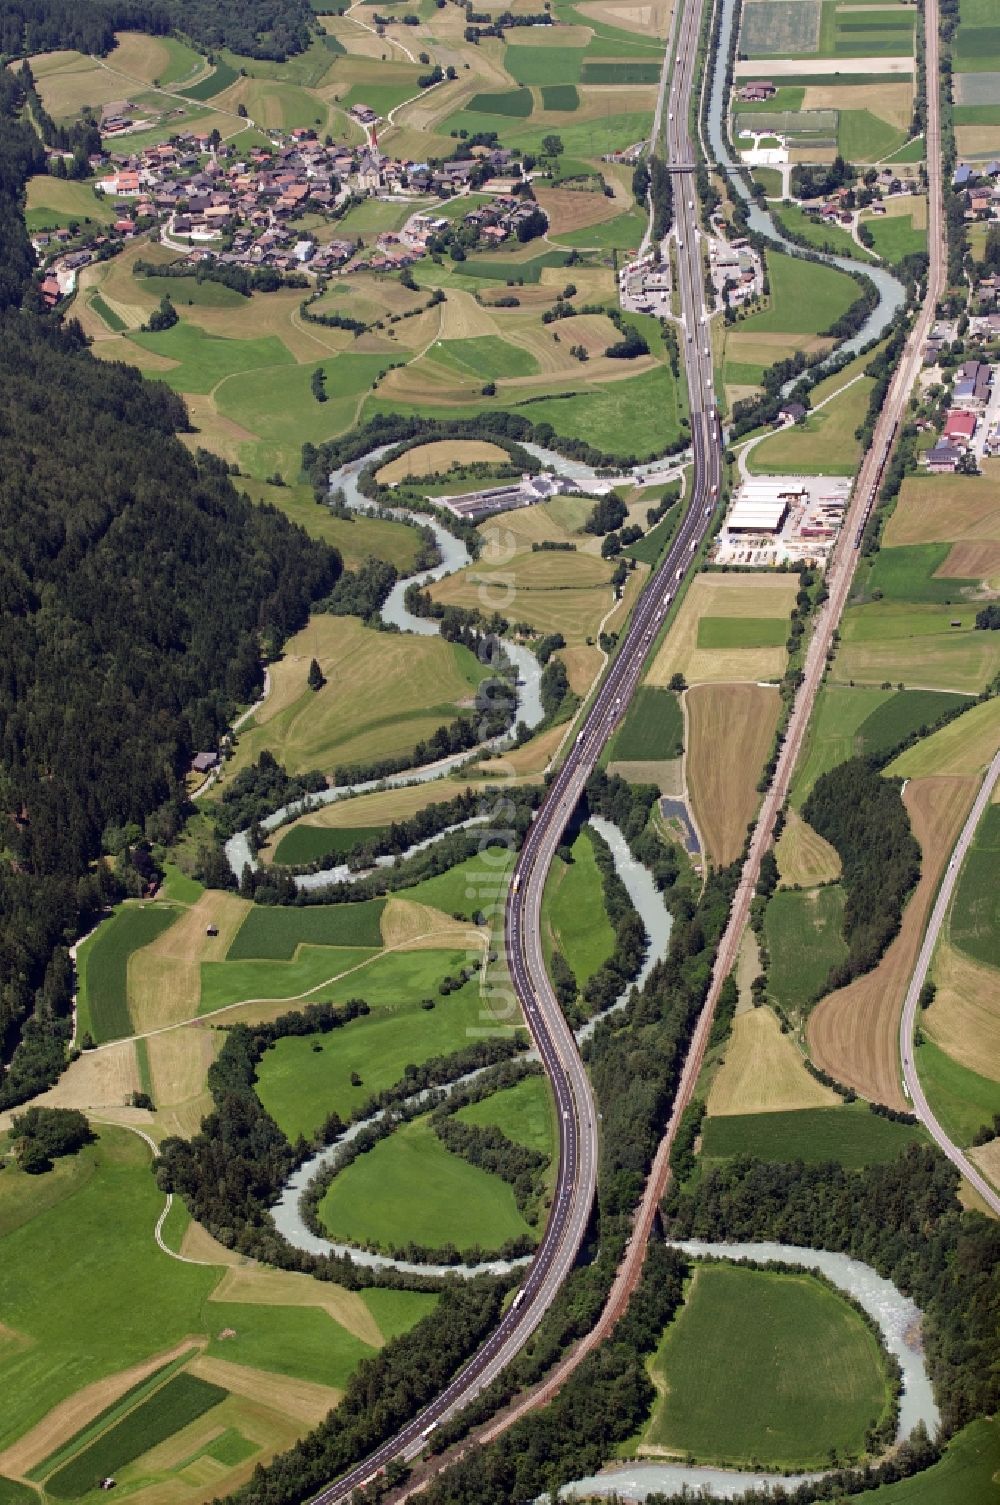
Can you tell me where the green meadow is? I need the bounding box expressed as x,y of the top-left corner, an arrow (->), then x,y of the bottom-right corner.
700,1103 -> 924,1168
254,966 -> 499,1139
765,885 -> 848,1011
77,903 -> 182,1043
318,1113 -> 534,1253
542,826 -> 616,989
645,1263 -> 891,1469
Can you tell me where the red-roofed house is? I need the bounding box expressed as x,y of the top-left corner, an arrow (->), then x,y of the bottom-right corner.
943,410 -> 977,445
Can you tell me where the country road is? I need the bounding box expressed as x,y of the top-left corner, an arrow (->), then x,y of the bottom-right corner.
900,748 -> 1000,1216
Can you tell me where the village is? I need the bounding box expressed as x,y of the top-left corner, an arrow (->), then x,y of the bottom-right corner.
31,115 -> 547,306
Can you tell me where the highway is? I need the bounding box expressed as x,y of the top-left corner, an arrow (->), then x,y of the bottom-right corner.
899,749 -> 1000,1217
307,1 -> 721,1498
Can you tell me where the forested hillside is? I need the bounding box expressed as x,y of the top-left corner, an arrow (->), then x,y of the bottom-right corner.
0,69 -> 339,1107
0,0 -> 313,61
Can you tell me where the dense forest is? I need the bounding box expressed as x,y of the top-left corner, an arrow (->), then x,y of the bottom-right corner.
0,71 -> 338,1106
0,0 -> 314,60
802,758 -> 921,989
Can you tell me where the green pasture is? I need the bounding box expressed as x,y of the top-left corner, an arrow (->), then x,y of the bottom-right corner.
46,1374 -> 228,1499
853,689 -> 969,759
0,1479 -> 38,1505
215,351 -> 389,475
338,78 -> 422,116
0,1128 -> 422,1452
317,1114 -> 534,1253
25,176 -> 114,232
203,1303 -> 378,1390
954,26 -> 1000,72
610,685 -> 684,761
541,85 -> 580,111
369,363 -> 686,459
237,478 -> 423,572
624,506 -> 679,565
791,686 -> 893,804
864,212 -> 927,263
77,903 -> 182,1044
740,250 -> 858,335
765,885 -> 847,1011
833,600 -> 1000,694
552,202 -> 648,252
254,966 -> 497,1140
221,35 -> 344,88
456,1074 -> 556,1157
391,848 -> 515,921
127,322 -> 294,396
504,44 -> 583,85
865,542 -> 977,605
915,1037 -> 1000,1146
697,616 -> 788,650
438,108 -> 657,163
542,826 -> 616,989
335,198 -> 414,236
645,1263 -> 891,1469
748,374 -> 873,476
839,109 -> 907,160
581,61 -> 661,83
136,275 -> 247,308
199,945 -> 379,1016
466,86 -> 534,115
954,104 -> 1000,125
951,805 -> 1000,969
432,335 -> 539,379
701,1102 -> 924,1167
272,823 -> 386,866
227,901 -> 386,959
751,166 -> 783,196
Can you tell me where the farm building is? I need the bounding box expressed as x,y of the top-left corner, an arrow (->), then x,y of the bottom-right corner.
437,474 -> 581,522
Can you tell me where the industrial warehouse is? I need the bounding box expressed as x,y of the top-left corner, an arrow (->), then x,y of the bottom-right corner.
712,475 -> 852,568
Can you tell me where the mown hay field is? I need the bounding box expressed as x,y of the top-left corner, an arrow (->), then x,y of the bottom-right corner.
775,808 -> 841,886
707,1006 -> 840,1116
926,933 -> 1000,1085
685,683 -> 781,866
375,441 -> 510,483
647,573 -> 798,686
427,540 -> 618,642
219,615 -> 489,782
808,775 -> 976,1108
